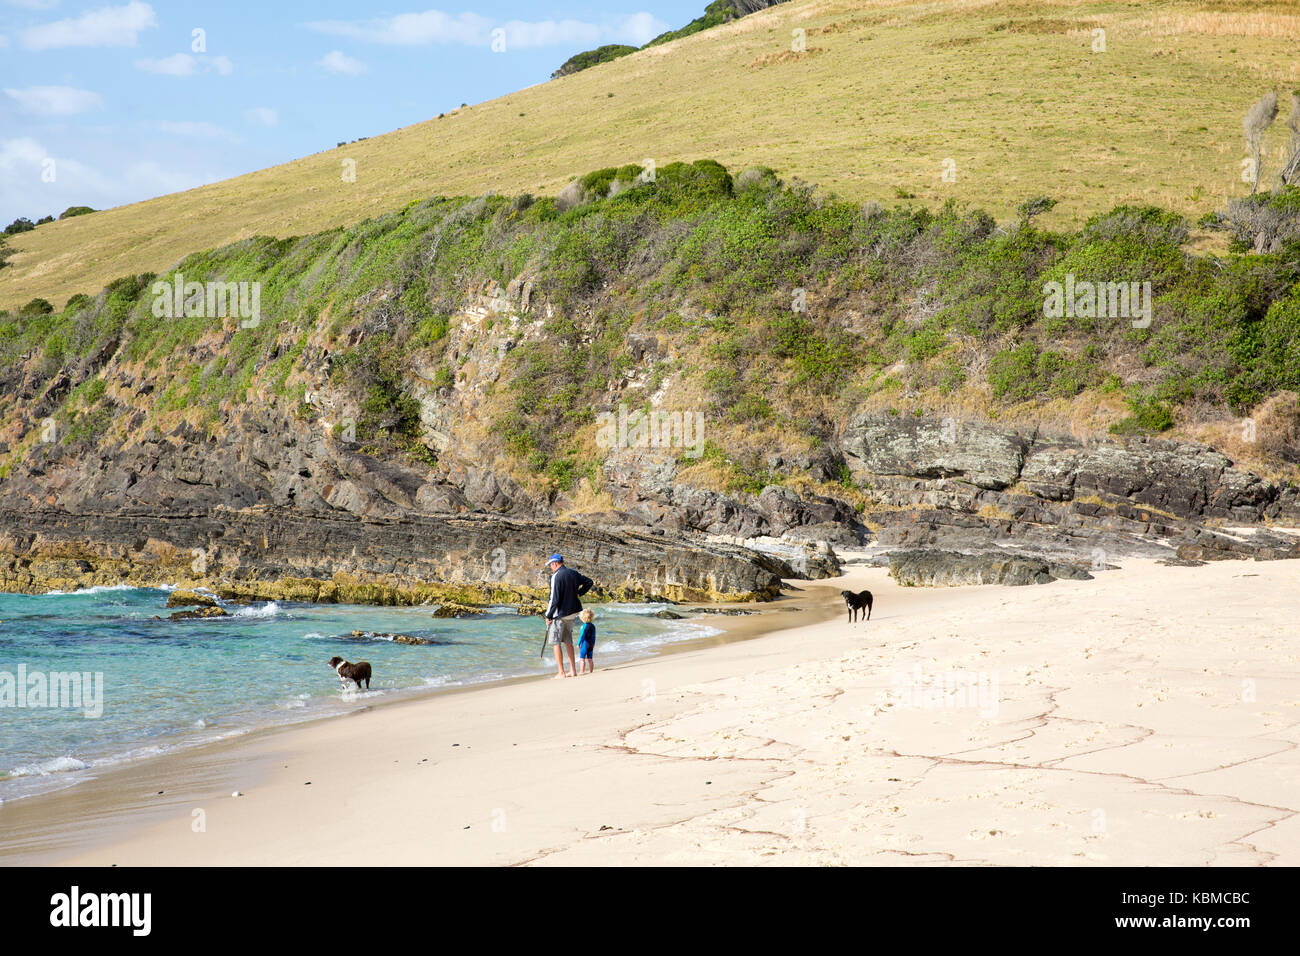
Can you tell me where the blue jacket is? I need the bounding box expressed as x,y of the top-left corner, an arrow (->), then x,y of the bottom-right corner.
545,565 -> 594,620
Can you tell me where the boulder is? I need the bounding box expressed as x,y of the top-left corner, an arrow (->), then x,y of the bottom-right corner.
432,602 -> 487,618
168,605 -> 229,620
888,549 -> 1093,587
349,629 -> 448,646
166,589 -> 216,608
843,415 -> 1028,490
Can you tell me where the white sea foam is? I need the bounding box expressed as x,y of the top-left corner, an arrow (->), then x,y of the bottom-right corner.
40,584 -> 141,597
339,687 -> 385,701
230,601 -> 280,618
597,603 -> 714,620
156,583 -> 218,594
9,756 -> 88,777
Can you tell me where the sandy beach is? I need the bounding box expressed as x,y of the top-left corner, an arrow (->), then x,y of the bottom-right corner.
3,556 -> 1299,866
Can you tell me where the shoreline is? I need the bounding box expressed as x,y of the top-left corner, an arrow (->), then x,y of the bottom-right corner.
0,581 -> 840,864
0,585 -> 816,805
5,556 -> 1299,866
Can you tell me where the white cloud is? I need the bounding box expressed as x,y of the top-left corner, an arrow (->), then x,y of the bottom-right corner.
21,1 -> 156,51
244,106 -> 277,127
4,85 -> 103,115
304,9 -> 668,49
0,137 -> 47,170
134,52 -> 234,76
0,135 -> 224,224
318,50 -> 366,76
135,52 -> 197,75
618,12 -> 670,46
0,136 -> 110,213
305,11 -> 489,46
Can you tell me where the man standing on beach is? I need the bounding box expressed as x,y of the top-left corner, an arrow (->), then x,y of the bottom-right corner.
544,553 -> 593,679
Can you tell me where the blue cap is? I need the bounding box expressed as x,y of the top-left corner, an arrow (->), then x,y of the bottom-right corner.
546,553 -> 564,565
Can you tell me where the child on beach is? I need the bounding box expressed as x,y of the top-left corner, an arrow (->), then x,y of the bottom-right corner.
577,609 -> 596,674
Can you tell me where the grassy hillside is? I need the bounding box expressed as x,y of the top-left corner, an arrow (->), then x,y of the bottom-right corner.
3,160 -> 1298,509
5,0 -> 1300,310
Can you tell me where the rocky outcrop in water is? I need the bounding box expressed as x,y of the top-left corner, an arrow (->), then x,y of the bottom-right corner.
166,589 -> 216,608
431,602 -> 487,618
349,630 -> 449,646
168,605 -> 228,620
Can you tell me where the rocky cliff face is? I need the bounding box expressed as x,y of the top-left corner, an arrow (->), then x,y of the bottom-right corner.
4,380 -> 1296,598
3,180 -> 1298,596
843,413 -> 1291,520
0,273 -> 854,601
841,414 -> 1300,576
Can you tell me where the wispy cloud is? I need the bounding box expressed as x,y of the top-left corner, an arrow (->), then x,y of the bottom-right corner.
21,0 -> 157,51
135,53 -> 234,76
1,134 -> 221,221
318,50 -> 366,76
244,106 -> 278,127
4,85 -> 103,116
304,9 -> 668,49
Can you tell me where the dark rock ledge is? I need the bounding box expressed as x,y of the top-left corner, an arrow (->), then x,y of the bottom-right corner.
0,508 -> 814,604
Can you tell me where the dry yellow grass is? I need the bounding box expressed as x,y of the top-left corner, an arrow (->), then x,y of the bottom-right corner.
5,0 -> 1300,310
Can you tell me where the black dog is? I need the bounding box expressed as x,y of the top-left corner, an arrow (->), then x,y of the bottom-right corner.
328,656 -> 372,689
841,589 -> 873,623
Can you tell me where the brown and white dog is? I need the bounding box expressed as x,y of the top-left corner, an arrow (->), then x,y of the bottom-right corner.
327,656 -> 372,690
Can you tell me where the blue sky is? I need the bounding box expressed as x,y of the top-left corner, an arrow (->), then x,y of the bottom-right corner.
0,0 -> 704,224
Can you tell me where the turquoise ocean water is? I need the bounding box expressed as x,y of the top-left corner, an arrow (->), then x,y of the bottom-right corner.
0,586 -> 712,803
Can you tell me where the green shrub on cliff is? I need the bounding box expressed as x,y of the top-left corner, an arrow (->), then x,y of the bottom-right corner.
550,44 -> 636,79
1110,396 -> 1175,435
7,160 -> 1300,487
550,1 -> 779,79
987,343 -> 1098,402
644,0 -> 763,48
1227,282 -> 1300,408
